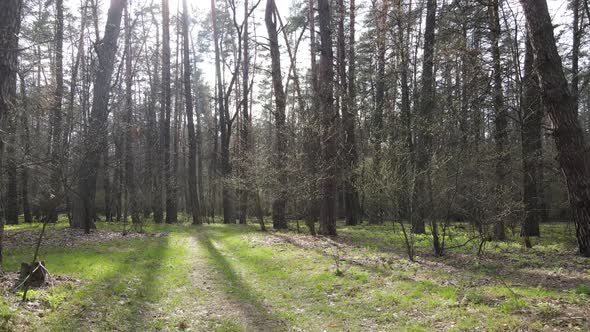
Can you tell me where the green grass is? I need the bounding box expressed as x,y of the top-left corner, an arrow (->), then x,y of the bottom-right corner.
0,220 -> 589,331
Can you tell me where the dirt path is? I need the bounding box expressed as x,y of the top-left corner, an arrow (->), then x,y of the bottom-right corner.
180,233 -> 287,331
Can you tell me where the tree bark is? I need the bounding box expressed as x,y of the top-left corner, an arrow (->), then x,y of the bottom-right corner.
0,1 -> 23,139
572,0 -> 580,117
519,0 -> 590,256
2,0 -> 23,227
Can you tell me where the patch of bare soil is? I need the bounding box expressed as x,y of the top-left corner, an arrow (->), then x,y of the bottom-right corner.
0,271 -> 82,292
4,228 -> 167,249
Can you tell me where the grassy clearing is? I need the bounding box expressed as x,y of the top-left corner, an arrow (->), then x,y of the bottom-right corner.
0,220 -> 588,331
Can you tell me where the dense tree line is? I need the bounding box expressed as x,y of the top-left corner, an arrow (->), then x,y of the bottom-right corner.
1,0 -> 590,261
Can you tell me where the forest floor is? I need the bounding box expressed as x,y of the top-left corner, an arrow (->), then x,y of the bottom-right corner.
0,219 -> 589,331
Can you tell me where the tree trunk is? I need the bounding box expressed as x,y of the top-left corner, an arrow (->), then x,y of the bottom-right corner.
64,1 -> 88,223
396,0 -> 414,223
192,52 -> 205,218
124,1 -> 140,226
211,0 -> 234,224
182,0 -> 202,225
521,35 -> 542,238
318,0 -> 337,236
210,82 -> 219,222
103,150 -> 112,221
162,0 -> 177,224
414,0 -> 440,254
6,100 -> 18,225
73,0 -> 126,233
369,0 -> 387,225
342,0 -> 360,226
572,0 -> 580,117
114,131 -> 123,222
49,0 -> 65,224
239,0 -> 251,225
152,19 -> 163,223
144,76 -> 154,219
0,0 -> 22,262
305,0 -> 319,235
490,0 -> 507,241
19,76 -> 33,224
520,0 -> 590,256
266,0 -> 288,230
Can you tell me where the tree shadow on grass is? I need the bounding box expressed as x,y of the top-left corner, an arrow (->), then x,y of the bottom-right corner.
434,251 -> 590,292
269,229 -> 590,294
47,236 -> 172,331
194,229 -> 287,331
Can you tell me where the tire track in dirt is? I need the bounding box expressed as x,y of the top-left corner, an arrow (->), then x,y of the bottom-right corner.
182,233 -> 287,331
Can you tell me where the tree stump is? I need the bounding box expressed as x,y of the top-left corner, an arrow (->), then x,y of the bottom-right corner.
19,261 -> 48,288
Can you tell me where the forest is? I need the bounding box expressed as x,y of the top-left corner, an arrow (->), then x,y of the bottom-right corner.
0,0 -> 589,330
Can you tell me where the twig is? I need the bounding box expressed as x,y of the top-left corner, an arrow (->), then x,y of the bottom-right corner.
445,236 -> 479,250
21,217 -> 50,301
